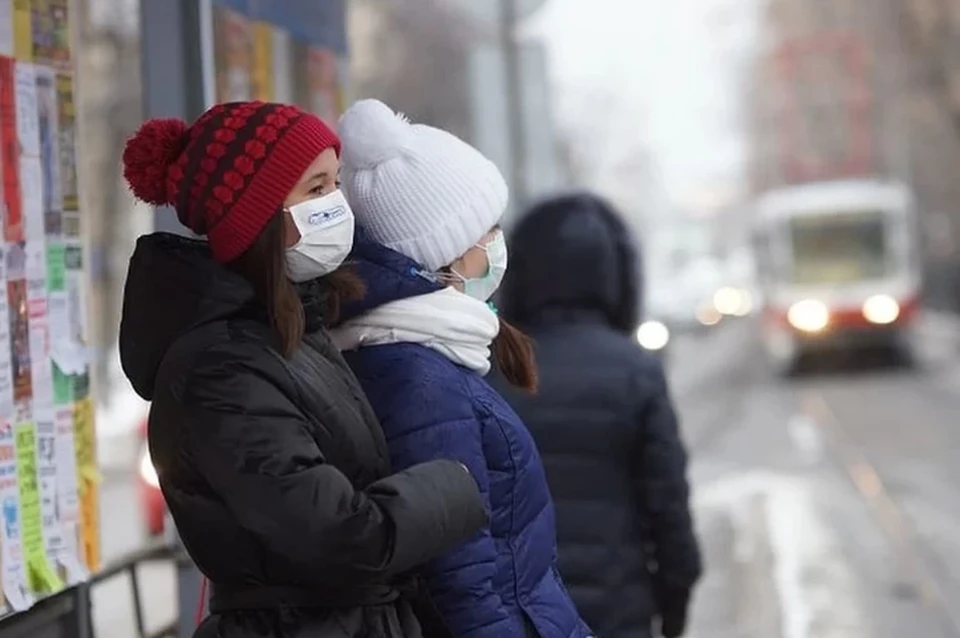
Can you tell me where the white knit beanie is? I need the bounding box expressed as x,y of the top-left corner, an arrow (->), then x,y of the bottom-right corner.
338,99 -> 508,271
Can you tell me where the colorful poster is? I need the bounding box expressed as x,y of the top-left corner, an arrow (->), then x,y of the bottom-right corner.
0,57 -> 23,243
53,406 -> 83,584
11,0 -> 30,62
30,0 -> 68,69
14,63 -> 39,158
6,256 -> 30,404
15,420 -> 61,593
72,399 -> 97,572
25,239 -> 49,408
35,67 -> 61,237
251,22 -> 274,101
0,419 -> 30,611
214,6 -> 253,102
53,73 -> 74,215
306,47 -> 343,125
33,408 -> 66,582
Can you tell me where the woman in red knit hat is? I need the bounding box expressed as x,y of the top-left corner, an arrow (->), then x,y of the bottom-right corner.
118,101 -> 486,638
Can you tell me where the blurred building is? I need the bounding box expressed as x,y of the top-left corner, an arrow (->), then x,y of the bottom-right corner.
347,0 -> 485,143
747,0 -> 960,310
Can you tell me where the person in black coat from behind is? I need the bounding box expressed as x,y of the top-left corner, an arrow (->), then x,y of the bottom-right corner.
491,193 -> 702,638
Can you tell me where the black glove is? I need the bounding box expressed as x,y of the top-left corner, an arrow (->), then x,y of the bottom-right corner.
658,589 -> 690,638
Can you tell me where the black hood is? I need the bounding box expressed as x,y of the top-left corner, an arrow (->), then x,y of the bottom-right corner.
500,193 -> 641,333
119,232 -> 330,400
119,233 -> 255,400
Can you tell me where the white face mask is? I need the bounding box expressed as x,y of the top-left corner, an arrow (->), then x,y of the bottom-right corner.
285,189 -> 356,283
450,229 -> 508,301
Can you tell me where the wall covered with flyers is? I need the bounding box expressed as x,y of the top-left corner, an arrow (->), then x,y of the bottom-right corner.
0,0 -> 99,620
212,0 -> 349,126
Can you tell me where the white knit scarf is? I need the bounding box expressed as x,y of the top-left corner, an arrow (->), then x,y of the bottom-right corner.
330,287 -> 500,375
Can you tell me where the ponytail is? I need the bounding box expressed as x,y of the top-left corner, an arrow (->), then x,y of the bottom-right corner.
492,318 -> 538,393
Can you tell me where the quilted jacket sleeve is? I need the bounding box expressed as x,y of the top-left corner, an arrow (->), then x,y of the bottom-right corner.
384,380 -> 526,638
181,343 -> 489,587
631,360 -> 703,598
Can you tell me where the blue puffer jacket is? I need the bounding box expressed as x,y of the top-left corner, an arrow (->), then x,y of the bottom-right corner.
334,233 -> 590,638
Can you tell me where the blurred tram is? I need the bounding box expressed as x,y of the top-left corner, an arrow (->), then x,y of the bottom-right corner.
751,179 -> 921,373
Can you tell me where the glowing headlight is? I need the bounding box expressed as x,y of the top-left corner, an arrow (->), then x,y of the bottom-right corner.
713,287 -> 743,315
636,320 -> 670,351
787,299 -> 829,333
862,295 -> 900,325
139,445 -> 160,489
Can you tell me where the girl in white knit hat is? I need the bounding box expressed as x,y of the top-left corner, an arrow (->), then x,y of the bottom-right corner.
331,100 -> 592,638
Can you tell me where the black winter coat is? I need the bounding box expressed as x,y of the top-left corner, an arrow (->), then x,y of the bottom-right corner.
493,195 -> 702,638
119,233 -> 488,638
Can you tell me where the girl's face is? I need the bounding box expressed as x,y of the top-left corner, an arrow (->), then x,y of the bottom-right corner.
447,227 -> 499,291
281,147 -> 341,248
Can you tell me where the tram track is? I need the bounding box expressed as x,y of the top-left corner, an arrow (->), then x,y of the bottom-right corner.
802,392 -> 960,637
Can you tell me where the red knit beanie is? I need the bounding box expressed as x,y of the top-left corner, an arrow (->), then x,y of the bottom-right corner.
123,101 -> 341,263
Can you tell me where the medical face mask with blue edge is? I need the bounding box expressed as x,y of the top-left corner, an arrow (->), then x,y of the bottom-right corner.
284,189 -> 356,283
450,229 -> 508,302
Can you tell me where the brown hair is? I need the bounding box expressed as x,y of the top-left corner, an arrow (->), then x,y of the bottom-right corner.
229,213 -> 365,357
493,317 -> 538,393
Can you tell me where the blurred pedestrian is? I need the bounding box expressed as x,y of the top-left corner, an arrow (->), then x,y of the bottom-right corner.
331,99 -> 592,638
493,193 -> 702,638
118,101 -> 487,638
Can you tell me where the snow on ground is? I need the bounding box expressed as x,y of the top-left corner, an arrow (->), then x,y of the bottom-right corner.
692,470 -> 868,638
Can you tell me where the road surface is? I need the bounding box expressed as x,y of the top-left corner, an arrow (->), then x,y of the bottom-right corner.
89,312 -> 960,637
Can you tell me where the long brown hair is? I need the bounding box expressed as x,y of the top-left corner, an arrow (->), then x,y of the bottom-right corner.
493,317 -> 538,393
228,213 -> 364,357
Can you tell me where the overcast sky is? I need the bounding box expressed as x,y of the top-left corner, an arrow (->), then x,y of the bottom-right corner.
529,0 -> 757,209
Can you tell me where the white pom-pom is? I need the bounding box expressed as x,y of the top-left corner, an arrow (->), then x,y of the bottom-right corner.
338,99 -> 413,169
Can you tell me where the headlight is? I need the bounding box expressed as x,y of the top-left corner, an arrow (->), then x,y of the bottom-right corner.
636,320 -> 670,351
787,299 -> 829,332
713,287 -> 742,315
696,304 -> 722,326
139,444 -> 160,489
862,295 -> 900,325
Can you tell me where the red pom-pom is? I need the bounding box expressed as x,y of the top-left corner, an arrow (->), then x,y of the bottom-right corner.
122,118 -> 189,205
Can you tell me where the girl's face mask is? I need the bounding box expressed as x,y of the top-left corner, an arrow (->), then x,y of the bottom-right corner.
449,229 -> 508,301
284,189 -> 356,283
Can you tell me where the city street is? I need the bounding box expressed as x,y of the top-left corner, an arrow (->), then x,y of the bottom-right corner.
676,315 -> 960,638
87,313 -> 960,637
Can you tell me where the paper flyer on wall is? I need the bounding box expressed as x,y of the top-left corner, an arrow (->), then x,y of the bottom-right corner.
14,62 -> 39,159
33,407 -> 68,585
251,22 -> 274,102
6,242 -> 31,405
54,73 -> 75,214
30,0 -> 70,70
19,156 -> 43,243
53,406 -> 83,584
15,419 -> 61,594
0,57 -> 23,243
35,66 -> 62,237
11,0 -> 30,62
0,1 -> 13,57
72,398 -> 97,572
24,240 -> 51,410
0,418 -> 30,611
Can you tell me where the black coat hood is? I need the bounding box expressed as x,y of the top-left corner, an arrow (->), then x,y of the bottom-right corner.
499,193 -> 642,333
118,232 -> 330,400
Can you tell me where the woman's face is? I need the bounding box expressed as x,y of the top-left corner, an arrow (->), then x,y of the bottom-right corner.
281,148 -> 340,248
448,227 -> 499,290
